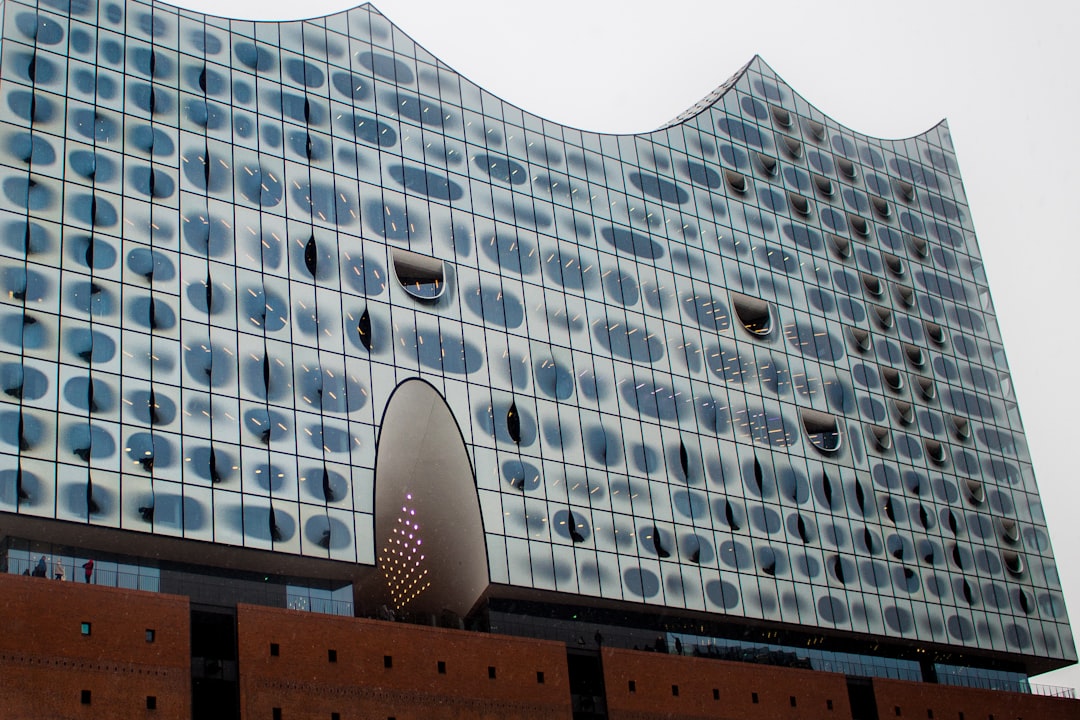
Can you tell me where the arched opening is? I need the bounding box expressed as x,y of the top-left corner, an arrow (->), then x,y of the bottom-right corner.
373,379 -> 488,618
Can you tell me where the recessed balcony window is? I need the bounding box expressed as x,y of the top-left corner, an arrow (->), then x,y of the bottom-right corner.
861,273 -> 883,298
755,152 -> 778,176
880,367 -> 904,393
828,234 -> 851,259
813,174 -> 835,198
724,169 -> 748,194
924,439 -> 947,466
871,195 -> 890,219
916,376 -> 936,401
836,157 -> 857,180
892,400 -> 914,425
882,252 -> 905,278
873,305 -> 894,330
771,105 -> 793,128
731,293 -> 773,337
1002,550 -> 1024,577
893,284 -> 915,308
950,415 -> 970,441
867,424 -> 892,452
848,326 -> 871,353
893,178 -> 915,203
392,248 -> 446,301
781,136 -> 803,159
924,321 -> 946,346
804,118 -> 826,142
788,192 -> 811,217
848,213 -> 870,238
903,343 -> 924,368
906,233 -> 929,258
801,409 -> 842,454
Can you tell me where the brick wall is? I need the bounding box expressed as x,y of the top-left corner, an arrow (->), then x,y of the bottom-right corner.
236,604 -> 573,720
0,573 -> 191,719
873,677 -> 1079,720
600,646 -> 853,720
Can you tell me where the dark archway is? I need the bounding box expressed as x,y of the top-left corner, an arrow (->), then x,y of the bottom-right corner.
373,379 -> 488,618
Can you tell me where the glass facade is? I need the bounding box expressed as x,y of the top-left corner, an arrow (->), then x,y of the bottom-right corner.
0,0 -> 1073,672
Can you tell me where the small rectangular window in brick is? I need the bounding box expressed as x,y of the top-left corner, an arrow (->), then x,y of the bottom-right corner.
146,696 -> 157,710
328,649 -> 337,663
273,708 -> 282,720
81,690 -> 91,705
713,689 -> 719,700
628,680 -> 636,693
791,696 -> 797,707
384,655 -> 393,668
828,699 -> 834,710
146,629 -> 155,643
331,714 -> 340,720
437,660 -> 446,674
671,684 -> 679,697
488,666 -> 496,679
752,692 -> 759,704
80,622 -> 91,636
536,671 -> 544,684
270,643 -> 280,656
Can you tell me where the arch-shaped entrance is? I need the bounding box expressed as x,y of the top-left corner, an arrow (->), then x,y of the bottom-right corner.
373,379 -> 488,618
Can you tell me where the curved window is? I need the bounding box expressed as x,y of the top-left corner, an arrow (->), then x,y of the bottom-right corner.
848,213 -> 870,238
916,376 -> 936,401
392,248 -> 446,301
813,174 -> 834,198
1002,550 -> 1024,577
893,284 -> 915,308
903,343 -> 925,368
801,409 -> 842,454
804,118 -> 826,142
770,105 -> 793,128
924,321 -> 945,345
965,478 -> 985,506
848,326 -> 871,353
828,234 -> 851,259
924,439 -> 947,466
882,252 -> 905,278
871,196 -> 891,219
1000,517 -> 1020,544
880,367 -> 904,393
951,415 -> 970,441
731,293 -> 773,337
781,136 -> 803,159
892,400 -> 914,425
724,169 -> 748,194
867,424 -> 892,452
788,192 -> 811,217
754,153 -> 778,176
873,305 -> 893,330
860,273 -> 883,298
906,233 -> 929,259
836,157 -> 857,179
893,179 -> 915,203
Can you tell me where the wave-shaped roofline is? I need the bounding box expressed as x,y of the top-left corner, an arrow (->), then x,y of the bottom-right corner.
160,0 -> 950,144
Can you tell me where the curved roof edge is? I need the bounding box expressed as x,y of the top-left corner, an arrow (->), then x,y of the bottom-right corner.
160,0 -> 951,143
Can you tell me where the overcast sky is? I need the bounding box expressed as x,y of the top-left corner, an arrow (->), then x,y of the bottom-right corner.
176,0 -> 1080,688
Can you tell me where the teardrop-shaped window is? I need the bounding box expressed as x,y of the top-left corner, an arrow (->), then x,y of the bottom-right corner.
924,321 -> 946,346
848,326 -> 871,353
836,157 -> 857,180
731,293 -> 772,337
871,196 -> 890,219
848,213 -> 870,238
678,441 -> 689,480
906,233 -> 929,259
883,252 -> 905,278
894,284 -> 915,308
752,456 -> 764,493
1000,517 -> 1020,544
1002,550 -> 1024,577
304,234 -> 318,277
916,376 -> 936,401
881,367 -> 904,393
873,305 -> 893,330
796,515 -> 810,543
649,526 -> 671,558
724,500 -> 740,531
965,479 -> 985,506
893,179 -> 915,203
392,248 -> 446,301
951,415 -> 970,441
861,273 -> 883,297
506,401 -> 521,444
724,169 -> 748,194
889,400 -> 912,426
828,233 -> 851,259
813,174 -> 834,198
755,152 -> 778,176
867,424 -> 892,452
925,440 -> 947,466
781,136 -> 802,159
903,343 -> 925,369
802,409 -> 842,454
771,105 -> 793,128
788,192 -> 811,217
357,308 -> 372,351
822,471 -> 835,508
804,118 -> 826,142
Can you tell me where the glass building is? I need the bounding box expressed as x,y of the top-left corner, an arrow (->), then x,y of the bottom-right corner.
0,0 -> 1073,687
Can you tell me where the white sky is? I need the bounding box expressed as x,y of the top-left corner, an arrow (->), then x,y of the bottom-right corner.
173,0 -> 1080,688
